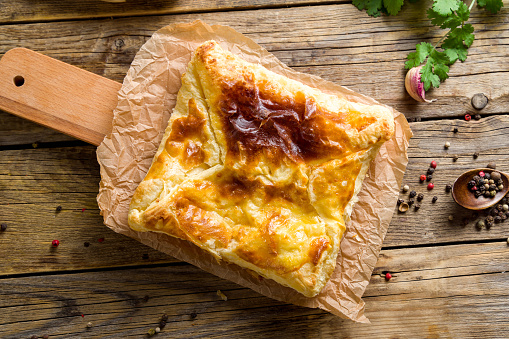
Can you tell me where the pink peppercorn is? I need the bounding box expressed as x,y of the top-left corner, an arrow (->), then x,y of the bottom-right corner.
385,272 -> 392,280
427,183 -> 434,190
420,174 -> 426,182
430,161 -> 437,169
52,239 -> 60,247
479,171 -> 485,177
465,114 -> 471,121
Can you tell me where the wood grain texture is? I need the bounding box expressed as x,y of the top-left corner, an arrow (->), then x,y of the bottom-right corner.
0,0 -> 344,24
3,116 -> 509,275
0,242 -> 507,338
0,48 -> 121,146
0,2 -> 507,134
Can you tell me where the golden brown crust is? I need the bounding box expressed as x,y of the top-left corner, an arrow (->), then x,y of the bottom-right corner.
128,41 -> 395,297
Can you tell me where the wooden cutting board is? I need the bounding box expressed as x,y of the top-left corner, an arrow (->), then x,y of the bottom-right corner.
0,48 -> 121,146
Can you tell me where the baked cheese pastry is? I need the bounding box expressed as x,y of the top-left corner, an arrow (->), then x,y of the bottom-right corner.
128,41 -> 395,297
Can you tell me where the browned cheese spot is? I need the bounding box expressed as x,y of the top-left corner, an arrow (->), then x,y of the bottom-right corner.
308,237 -> 330,266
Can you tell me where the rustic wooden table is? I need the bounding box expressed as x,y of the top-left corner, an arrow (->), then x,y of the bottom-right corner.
1,1 -> 508,338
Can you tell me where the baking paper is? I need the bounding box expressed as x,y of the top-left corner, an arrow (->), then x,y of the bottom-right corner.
96,20 -> 412,322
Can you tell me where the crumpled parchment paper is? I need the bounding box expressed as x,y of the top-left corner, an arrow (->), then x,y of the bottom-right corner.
96,20 -> 412,323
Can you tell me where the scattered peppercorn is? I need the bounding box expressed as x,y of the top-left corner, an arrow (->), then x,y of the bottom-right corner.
464,114 -> 471,121
453,127 -> 459,133
445,184 -> 452,192
409,190 -> 417,198
97,238 -> 104,243
452,155 -> 459,162
426,174 -> 433,181
30,335 -> 38,339
190,311 -> 197,319
473,152 -> 479,159
155,327 -> 161,334
408,198 -> 415,206
52,239 -> 60,247
414,203 -> 421,211
427,167 -> 435,175
417,193 -> 424,201
420,175 -> 426,182
161,314 -> 168,322
42,335 -> 49,339
81,208 -> 86,212
503,204 -> 509,212
430,161 -> 437,169
448,215 -> 454,221
147,328 -> 156,336
474,114 -> 481,120
476,220 -> 485,229
444,141 -> 451,149
403,184 -> 410,192
56,206 -> 62,213
84,241 -> 90,247
427,183 -> 434,190
487,162 -> 497,169
385,272 -> 392,280
495,216 -> 502,223
486,221 -> 493,228
0,223 -> 7,232
86,322 -> 93,328
397,198 -> 404,206
432,196 -> 438,203
159,320 -> 167,329
487,215 -> 495,222
32,142 -> 39,148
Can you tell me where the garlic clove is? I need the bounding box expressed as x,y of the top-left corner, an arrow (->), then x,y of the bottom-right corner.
405,66 -> 436,103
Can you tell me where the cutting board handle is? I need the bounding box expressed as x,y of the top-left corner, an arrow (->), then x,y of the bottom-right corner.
0,48 -> 121,146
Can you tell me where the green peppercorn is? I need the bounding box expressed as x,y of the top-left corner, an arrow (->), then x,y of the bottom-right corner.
491,190 -> 497,197
476,220 -> 485,229
148,328 -> 156,336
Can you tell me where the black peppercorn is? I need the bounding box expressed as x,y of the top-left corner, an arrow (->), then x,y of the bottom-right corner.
445,184 -> 452,192
397,198 -> 404,205
486,221 -> 493,228
417,193 -> 424,201
427,167 -> 435,175
426,174 -> 433,181
56,205 -> 62,212
474,114 -> 481,120
409,191 -> 417,198
414,203 -> 421,211
473,152 -> 479,159
502,197 -> 508,204
159,320 -> 167,329
497,204 -> 504,211
502,214 -> 507,221
0,223 -> 6,232
408,198 -> 415,206
474,191 -> 482,198
484,191 -> 491,197
161,314 -> 168,322
453,127 -> 459,133
432,196 -> 438,203
485,172 -> 491,180
495,216 -> 502,223
468,180 -> 476,188
84,241 -> 90,247
487,215 -> 495,222
190,311 -> 198,319
490,209 -> 498,216
452,155 -> 459,162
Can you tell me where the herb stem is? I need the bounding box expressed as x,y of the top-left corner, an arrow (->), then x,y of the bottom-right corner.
433,31 -> 450,48
468,0 -> 476,11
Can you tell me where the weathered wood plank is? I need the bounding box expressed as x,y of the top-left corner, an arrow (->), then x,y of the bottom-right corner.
0,146 -> 177,275
0,2 -> 507,132
0,242 -> 507,338
0,0 -> 344,24
2,115 -> 509,275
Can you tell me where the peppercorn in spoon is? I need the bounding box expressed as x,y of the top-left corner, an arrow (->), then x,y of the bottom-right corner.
452,168 -> 509,210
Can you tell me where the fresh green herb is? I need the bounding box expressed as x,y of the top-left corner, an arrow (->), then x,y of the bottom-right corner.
354,0 -> 503,90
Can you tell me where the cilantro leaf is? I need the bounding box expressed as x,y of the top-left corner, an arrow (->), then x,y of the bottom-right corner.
432,0 -> 460,16
366,0 -> 383,17
420,59 -> 441,91
383,0 -> 404,15
477,0 -> 503,13
353,0 -> 369,11
456,1 -> 470,21
405,42 -> 434,69
427,8 -> 463,29
434,63 -> 450,81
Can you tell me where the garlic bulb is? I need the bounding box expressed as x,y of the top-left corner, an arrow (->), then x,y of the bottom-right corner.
405,66 -> 436,103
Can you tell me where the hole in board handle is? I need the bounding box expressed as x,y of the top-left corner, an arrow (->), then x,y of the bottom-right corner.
13,75 -> 25,87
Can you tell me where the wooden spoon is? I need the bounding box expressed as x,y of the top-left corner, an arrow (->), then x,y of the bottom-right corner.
452,168 -> 509,210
